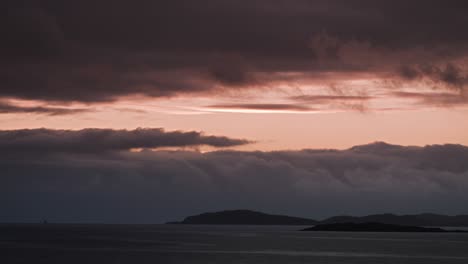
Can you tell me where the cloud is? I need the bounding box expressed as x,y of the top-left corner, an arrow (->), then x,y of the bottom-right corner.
391,91 -> 468,107
399,63 -> 468,91
291,95 -> 373,103
205,94 -> 374,113
0,128 -> 252,154
287,94 -> 373,112
207,103 -> 314,112
0,101 -> 89,115
1,3 -> 64,60
1,140 -> 468,223
1,1 -> 468,103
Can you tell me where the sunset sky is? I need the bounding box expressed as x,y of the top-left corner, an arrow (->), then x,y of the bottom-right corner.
2,0 -> 468,223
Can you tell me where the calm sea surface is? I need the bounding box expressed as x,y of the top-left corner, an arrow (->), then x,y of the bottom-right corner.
2,224 -> 468,263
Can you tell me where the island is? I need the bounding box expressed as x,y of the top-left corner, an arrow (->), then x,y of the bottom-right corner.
319,213 -> 468,227
301,222 -> 467,232
167,209 -> 317,225
168,210 -> 468,227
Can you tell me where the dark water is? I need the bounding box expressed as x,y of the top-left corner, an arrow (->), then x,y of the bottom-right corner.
2,224 -> 468,263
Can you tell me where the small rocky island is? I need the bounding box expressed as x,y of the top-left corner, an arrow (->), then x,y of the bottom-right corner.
302,222 -> 467,232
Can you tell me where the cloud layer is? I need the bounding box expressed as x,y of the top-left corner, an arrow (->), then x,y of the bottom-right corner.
2,137 -> 467,223
0,128 -> 251,154
2,0 -> 467,107
0,101 -> 89,115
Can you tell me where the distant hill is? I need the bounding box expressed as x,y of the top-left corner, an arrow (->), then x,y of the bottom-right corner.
168,210 -> 318,225
319,213 -> 468,227
169,211 -> 468,226
302,222 -> 466,232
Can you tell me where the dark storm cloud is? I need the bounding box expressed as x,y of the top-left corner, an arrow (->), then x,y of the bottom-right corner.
0,101 -> 89,115
1,0 -> 468,103
1,2 -> 64,60
1,141 -> 468,223
0,128 -> 252,154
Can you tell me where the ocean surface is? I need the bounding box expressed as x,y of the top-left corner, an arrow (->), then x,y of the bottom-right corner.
2,224 -> 468,263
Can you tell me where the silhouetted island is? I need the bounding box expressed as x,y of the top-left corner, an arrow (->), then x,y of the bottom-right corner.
168,210 -> 468,227
167,210 -> 317,225
319,213 -> 468,227
301,222 -> 468,232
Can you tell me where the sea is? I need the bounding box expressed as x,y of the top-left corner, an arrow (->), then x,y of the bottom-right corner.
2,224 -> 468,263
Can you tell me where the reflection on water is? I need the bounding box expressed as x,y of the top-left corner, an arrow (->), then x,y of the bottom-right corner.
2,224 -> 468,263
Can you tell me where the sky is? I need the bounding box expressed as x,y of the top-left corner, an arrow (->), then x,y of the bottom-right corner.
1,0 -> 468,223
